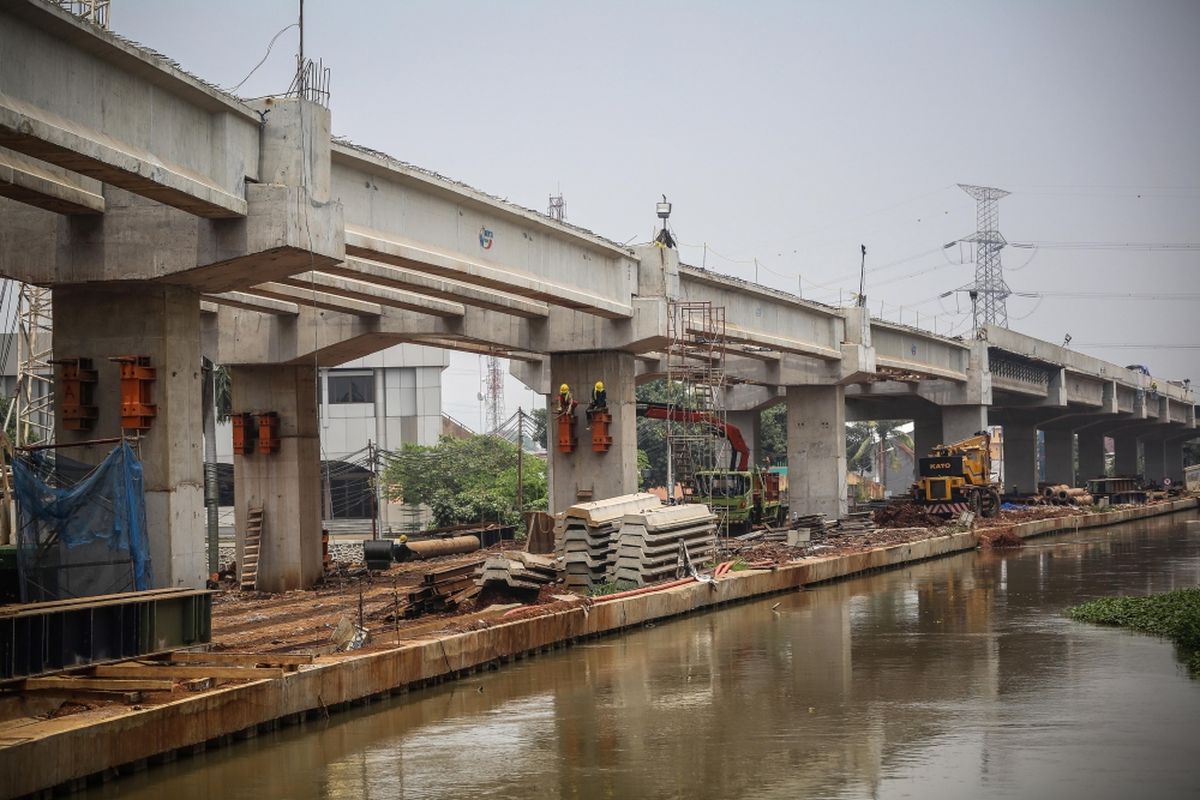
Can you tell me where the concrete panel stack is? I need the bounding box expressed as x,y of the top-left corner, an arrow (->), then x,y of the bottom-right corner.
477,552 -> 558,592
611,504 -> 718,587
556,493 -> 662,590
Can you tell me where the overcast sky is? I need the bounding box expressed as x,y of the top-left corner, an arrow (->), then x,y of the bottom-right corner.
113,0 -> 1200,428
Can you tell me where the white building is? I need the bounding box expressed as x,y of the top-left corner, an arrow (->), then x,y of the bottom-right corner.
216,344 -> 449,530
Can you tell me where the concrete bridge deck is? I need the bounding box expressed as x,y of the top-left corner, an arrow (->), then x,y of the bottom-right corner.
0,0 -> 1193,590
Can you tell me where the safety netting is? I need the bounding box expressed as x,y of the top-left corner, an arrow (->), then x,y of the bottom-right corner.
12,440 -> 152,602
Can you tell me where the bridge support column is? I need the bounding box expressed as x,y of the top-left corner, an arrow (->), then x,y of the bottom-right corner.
1003,422 -> 1038,495
727,410 -> 761,467
548,352 -> 637,513
912,418 -> 941,482
229,365 -> 322,591
1113,435 -> 1139,477
1163,438 -> 1188,484
1043,430 -> 1075,486
53,284 -> 204,588
1141,437 -> 1165,484
941,405 -> 988,446
1077,434 -> 1107,481
786,385 -> 846,519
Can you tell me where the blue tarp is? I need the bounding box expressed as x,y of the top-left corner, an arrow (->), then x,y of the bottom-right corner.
13,441 -> 152,602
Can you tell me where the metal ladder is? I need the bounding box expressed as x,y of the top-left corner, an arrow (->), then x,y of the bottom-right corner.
240,506 -> 264,591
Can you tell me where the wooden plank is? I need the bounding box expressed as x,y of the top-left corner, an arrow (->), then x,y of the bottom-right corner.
165,652 -> 313,667
14,687 -> 145,704
0,588 -> 210,618
92,664 -> 285,680
22,676 -> 175,692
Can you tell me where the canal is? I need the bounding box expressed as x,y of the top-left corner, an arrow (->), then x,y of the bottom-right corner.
90,512 -> 1200,799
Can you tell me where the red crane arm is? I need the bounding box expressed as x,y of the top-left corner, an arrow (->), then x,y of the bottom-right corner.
635,402 -> 750,471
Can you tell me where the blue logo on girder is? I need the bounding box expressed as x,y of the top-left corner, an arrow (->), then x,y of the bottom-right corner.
479,227 -> 494,250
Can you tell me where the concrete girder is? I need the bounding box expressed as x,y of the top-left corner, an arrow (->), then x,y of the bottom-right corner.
0,91 -> 247,218
202,292 -> 300,316
275,271 -> 465,318
870,321 -> 972,382
0,145 -> 103,215
326,257 -> 549,318
247,283 -> 382,317
0,0 -> 261,218
0,183 -> 343,292
344,227 -> 632,320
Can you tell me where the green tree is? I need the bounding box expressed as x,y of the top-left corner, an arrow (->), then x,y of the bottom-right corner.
760,404 -> 787,465
530,407 -> 547,449
382,434 -> 546,528
847,420 -> 913,486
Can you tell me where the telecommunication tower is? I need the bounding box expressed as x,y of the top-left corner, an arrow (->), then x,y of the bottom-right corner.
55,1 -> 110,28
485,354 -> 504,433
548,193 -> 565,222
957,183 -> 1011,328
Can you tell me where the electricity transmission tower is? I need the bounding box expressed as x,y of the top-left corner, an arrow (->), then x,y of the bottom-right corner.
958,183 -> 1011,328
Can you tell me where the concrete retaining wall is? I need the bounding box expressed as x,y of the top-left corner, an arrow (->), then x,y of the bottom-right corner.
3,498 -> 1196,798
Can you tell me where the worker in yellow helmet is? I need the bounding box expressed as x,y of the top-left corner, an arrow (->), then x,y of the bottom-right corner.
556,383 -> 576,418
586,380 -> 608,425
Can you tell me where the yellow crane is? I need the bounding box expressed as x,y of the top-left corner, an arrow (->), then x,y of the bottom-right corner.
910,432 -> 1002,518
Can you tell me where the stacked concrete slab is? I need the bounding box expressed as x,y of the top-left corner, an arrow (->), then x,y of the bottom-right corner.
556,493 -> 662,590
611,504 -> 718,587
477,552 -> 558,592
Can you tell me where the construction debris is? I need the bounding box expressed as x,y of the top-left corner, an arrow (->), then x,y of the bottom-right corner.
610,504 -> 718,586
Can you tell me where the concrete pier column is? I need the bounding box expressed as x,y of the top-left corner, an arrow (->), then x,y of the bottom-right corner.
1003,422 -> 1038,495
912,418 -> 941,482
786,385 -> 846,519
229,365 -> 322,591
1077,434 -> 1107,481
1141,437 -> 1165,484
53,284 -> 204,588
548,351 -> 637,513
1163,439 -> 1186,484
1043,429 -> 1075,486
1113,435 -> 1139,477
941,405 -> 988,446
726,410 -> 761,467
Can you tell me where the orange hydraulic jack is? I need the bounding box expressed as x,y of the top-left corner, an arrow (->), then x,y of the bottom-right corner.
231,412 -> 256,455
257,411 -> 281,454
53,357 -> 98,431
556,407 -> 578,453
590,410 -> 613,452
110,355 -> 156,431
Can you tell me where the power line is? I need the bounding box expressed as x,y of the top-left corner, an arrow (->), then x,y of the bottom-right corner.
1009,241 -> 1200,251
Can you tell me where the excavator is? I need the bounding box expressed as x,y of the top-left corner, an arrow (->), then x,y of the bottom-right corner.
636,403 -> 786,528
909,431 -> 1002,518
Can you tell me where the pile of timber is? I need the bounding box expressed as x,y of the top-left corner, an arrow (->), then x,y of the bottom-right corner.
557,493 -> 662,590
1041,484 -> 1095,506
403,561 -> 483,618
478,551 -> 558,592
791,513 -> 834,535
610,504 -> 717,586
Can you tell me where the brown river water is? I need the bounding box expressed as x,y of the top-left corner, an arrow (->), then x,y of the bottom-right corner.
89,512 -> 1200,800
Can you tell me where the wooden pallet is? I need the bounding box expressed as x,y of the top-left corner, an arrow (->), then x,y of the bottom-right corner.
240,507 -> 264,591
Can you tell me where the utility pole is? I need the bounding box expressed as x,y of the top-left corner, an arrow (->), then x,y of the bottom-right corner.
516,409 -> 524,514
857,244 -> 867,307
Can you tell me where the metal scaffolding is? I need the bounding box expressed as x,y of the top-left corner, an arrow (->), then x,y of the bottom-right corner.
664,300 -> 727,511
15,284 -> 54,448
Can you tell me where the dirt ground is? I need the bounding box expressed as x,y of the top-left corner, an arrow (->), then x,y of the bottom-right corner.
209,499 -> 1184,655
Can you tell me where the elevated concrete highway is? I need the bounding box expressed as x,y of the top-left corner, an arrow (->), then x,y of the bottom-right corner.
0,0 -> 1193,591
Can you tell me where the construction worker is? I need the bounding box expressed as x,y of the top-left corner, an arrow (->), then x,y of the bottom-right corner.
556,383 -> 577,417
586,380 -> 607,423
